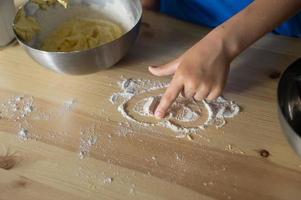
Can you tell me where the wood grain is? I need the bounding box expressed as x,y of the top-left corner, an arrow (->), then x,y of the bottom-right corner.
0,1 -> 301,199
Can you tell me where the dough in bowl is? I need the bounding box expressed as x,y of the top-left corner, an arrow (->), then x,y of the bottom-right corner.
42,18 -> 124,52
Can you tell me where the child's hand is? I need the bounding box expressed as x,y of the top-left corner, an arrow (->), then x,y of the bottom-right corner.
149,33 -> 232,119
147,0 -> 301,119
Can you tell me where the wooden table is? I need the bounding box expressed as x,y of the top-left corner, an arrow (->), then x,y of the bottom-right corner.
1,1 -> 301,200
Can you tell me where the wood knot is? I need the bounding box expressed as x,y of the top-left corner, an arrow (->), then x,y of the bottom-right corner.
269,71 -> 281,79
259,149 -> 270,158
0,155 -> 17,170
16,179 -> 27,188
12,176 -> 29,188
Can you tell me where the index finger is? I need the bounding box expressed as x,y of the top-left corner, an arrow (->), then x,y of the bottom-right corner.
155,78 -> 183,119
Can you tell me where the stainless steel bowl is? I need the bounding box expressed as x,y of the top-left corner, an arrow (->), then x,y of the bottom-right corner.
278,58 -> 301,157
13,0 -> 142,75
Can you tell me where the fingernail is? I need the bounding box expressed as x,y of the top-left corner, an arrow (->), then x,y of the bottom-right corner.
155,110 -> 163,119
149,65 -> 158,69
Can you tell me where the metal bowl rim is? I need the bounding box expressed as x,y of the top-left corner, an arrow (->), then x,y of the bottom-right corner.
277,58 -> 301,136
277,58 -> 301,109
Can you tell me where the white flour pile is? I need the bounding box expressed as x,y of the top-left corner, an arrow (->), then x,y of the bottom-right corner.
110,78 -> 240,137
133,96 -> 199,122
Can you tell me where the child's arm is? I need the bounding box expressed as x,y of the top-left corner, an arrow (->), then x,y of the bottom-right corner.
151,0 -> 301,119
142,0 -> 160,10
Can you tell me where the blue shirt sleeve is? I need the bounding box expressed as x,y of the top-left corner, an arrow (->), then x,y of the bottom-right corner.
160,0 -> 301,38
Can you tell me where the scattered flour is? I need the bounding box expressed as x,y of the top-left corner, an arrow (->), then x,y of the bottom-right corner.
0,95 -> 34,120
129,184 -> 136,194
0,96 -> 37,141
225,144 -> 245,155
206,97 -> 240,129
134,96 -> 160,117
17,128 -> 29,141
109,93 -> 120,104
173,106 -> 199,122
103,176 -> 113,184
110,78 -> 240,137
203,181 -> 214,187
116,122 -> 133,136
129,187 -> 135,194
64,99 -> 76,111
134,96 -> 199,123
175,153 -> 184,161
79,130 -> 98,159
